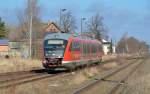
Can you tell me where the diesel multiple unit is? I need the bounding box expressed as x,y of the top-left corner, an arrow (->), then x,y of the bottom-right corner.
42,33 -> 103,70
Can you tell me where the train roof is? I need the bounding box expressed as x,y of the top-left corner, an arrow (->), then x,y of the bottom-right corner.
44,33 -> 74,40
44,33 -> 101,43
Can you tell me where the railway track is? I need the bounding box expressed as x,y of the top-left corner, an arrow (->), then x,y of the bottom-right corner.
0,58 -> 117,90
106,57 -> 147,94
72,57 -> 147,94
0,56 -> 143,90
0,69 -> 68,89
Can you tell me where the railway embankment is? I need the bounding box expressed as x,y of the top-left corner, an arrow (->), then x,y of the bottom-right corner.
0,55 -> 135,94
0,58 -> 43,73
0,55 -> 146,94
0,54 -> 119,73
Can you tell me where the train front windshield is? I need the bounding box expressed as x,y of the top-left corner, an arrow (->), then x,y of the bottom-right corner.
44,40 -> 67,58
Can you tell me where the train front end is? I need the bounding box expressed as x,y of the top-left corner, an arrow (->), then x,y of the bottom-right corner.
42,34 -> 68,70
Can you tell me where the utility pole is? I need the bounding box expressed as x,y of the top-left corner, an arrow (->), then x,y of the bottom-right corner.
125,33 -> 129,53
91,16 -> 95,38
80,17 -> 86,59
80,17 -> 86,36
29,0 -> 33,58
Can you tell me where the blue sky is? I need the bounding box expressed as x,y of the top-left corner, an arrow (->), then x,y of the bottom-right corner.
0,0 -> 149,45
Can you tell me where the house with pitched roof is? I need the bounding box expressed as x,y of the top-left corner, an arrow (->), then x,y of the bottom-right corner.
0,39 -> 9,52
44,22 -> 61,33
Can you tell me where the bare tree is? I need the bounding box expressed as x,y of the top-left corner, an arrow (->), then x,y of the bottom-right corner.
15,0 -> 43,58
61,11 -> 77,33
27,0 -> 44,39
7,25 -> 21,41
86,13 -> 107,41
16,9 -> 28,39
116,36 -> 149,55
116,33 -> 129,53
16,0 -> 43,39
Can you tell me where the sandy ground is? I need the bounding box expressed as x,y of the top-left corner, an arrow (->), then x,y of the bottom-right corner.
120,58 -> 150,94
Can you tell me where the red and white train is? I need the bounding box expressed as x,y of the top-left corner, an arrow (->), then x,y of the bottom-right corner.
42,33 -> 103,70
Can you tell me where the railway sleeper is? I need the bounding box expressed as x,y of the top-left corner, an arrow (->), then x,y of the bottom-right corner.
101,78 -> 125,85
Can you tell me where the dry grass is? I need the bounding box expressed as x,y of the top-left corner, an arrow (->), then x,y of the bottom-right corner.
72,71 -> 87,85
120,58 -> 150,94
0,57 -> 43,73
102,54 -> 117,62
103,62 -> 118,69
16,80 -> 49,94
0,54 -> 120,74
121,74 -> 150,94
72,67 -> 99,85
0,54 -> 118,73
0,55 -> 122,94
0,79 -> 49,94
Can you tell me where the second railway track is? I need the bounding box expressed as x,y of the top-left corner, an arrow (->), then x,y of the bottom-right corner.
0,56 -> 143,91
0,57 -> 118,90
73,57 -> 148,94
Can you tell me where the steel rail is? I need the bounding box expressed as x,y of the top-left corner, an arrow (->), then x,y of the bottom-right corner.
106,57 -> 148,94
0,56 -> 142,90
0,69 -> 46,76
0,73 -> 46,84
72,59 -> 140,94
0,71 -> 68,89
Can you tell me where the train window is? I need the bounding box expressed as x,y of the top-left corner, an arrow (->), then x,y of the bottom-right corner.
98,44 -> 101,52
85,44 -> 87,54
83,43 -> 86,54
94,44 -> 97,53
70,41 -> 80,51
87,43 -> 90,54
82,43 -> 86,54
90,43 -> 92,53
96,44 -> 98,52
85,43 -> 88,54
91,44 -> 94,53
86,44 -> 88,54
91,44 -> 96,53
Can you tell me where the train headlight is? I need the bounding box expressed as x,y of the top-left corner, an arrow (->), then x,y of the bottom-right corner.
58,56 -> 62,58
42,60 -> 47,64
45,53 -> 49,56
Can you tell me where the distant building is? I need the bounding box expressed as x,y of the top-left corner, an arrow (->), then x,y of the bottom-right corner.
0,39 -> 9,52
0,40 -> 28,57
9,41 -> 31,58
44,22 -> 61,33
102,39 -> 116,55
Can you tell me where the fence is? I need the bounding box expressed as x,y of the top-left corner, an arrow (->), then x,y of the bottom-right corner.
0,51 -> 21,58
